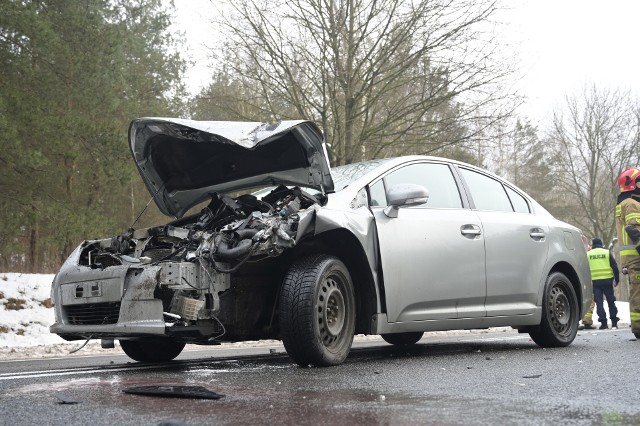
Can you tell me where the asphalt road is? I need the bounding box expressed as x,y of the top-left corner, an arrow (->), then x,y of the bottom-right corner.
1,328 -> 638,426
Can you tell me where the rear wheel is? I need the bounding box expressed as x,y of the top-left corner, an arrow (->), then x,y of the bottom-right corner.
529,272 -> 578,347
119,339 -> 185,362
279,254 -> 355,367
381,332 -> 424,346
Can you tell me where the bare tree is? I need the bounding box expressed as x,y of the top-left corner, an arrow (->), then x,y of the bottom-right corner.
548,85 -> 640,244
484,118 -> 555,205
202,0 -> 516,165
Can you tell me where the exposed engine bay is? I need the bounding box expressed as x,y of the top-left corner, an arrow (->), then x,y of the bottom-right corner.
66,185 -> 321,341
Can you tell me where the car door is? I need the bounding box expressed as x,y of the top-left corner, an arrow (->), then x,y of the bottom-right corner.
370,162 -> 487,323
457,168 -> 549,316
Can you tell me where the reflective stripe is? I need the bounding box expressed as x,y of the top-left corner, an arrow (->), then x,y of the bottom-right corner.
630,312 -> 640,321
617,201 -> 640,259
620,242 -> 637,257
626,213 -> 640,222
621,214 -> 630,245
620,249 -> 638,256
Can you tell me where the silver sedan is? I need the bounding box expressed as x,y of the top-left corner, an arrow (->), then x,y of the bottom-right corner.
50,119 -> 592,367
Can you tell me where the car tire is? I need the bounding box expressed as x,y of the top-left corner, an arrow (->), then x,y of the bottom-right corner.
529,272 -> 579,347
381,332 -> 424,346
119,339 -> 186,363
279,254 -> 356,367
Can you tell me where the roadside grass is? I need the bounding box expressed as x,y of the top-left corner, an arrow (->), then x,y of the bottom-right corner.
5,298 -> 27,310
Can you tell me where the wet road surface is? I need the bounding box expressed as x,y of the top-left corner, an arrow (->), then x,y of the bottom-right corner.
1,329 -> 639,425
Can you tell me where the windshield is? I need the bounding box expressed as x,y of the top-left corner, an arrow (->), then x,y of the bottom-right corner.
252,158 -> 392,198
330,158 -> 392,191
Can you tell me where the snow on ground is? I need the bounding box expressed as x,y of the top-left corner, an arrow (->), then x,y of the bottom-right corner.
0,273 -> 61,347
0,272 -> 633,361
0,272 -> 107,360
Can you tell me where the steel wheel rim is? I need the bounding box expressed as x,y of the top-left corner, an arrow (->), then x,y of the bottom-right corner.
317,274 -> 346,346
549,284 -> 571,334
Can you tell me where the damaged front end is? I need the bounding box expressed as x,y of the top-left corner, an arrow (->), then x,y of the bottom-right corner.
50,185 -> 320,344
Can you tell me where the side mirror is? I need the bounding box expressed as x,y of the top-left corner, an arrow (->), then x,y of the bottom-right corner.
383,184 -> 429,218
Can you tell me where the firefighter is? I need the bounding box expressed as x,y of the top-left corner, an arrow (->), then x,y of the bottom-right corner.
579,242 -> 596,330
615,167 -> 640,339
586,238 -> 619,329
578,298 -> 596,330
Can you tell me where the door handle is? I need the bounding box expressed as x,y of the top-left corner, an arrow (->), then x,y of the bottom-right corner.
461,225 -> 482,238
530,228 -> 546,240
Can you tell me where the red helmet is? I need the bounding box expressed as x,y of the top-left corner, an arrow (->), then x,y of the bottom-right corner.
618,168 -> 640,192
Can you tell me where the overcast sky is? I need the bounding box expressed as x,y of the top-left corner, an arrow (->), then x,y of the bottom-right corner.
503,0 -> 640,123
173,0 -> 640,125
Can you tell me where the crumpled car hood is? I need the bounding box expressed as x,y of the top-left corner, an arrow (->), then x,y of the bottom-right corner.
129,118 -> 334,218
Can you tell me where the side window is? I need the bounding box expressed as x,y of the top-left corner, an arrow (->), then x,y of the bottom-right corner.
505,186 -> 530,213
384,163 -> 462,208
369,180 -> 387,207
459,168 -> 513,212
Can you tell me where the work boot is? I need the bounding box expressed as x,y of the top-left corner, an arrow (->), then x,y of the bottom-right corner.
599,323 -> 608,330
612,317 -> 620,329
578,324 -> 594,330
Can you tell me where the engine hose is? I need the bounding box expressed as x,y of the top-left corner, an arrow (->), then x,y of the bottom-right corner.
235,228 -> 259,240
216,238 -> 253,261
213,243 -> 259,273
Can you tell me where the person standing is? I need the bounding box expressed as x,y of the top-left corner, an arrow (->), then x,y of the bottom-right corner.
586,238 -> 619,329
579,242 -> 596,330
615,168 -> 640,339
578,298 -> 596,330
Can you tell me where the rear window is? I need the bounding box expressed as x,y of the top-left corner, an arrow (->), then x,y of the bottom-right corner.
459,168 -> 513,212
505,186 -> 530,213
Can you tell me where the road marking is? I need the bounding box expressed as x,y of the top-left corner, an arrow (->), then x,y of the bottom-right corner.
0,354 -> 274,381
0,353 -> 125,363
458,335 -> 531,342
0,364 -> 163,381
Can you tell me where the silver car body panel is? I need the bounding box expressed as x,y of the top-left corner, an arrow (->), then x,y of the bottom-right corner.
374,207 -> 487,321
480,210 -> 549,316
50,245 -> 166,336
542,222 -> 592,309
313,156 -> 591,335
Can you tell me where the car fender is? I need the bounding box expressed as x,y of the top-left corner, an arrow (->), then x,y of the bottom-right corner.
538,227 -> 592,315
310,206 -> 383,332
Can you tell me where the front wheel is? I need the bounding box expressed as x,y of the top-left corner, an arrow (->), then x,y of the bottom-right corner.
381,332 -> 424,346
119,339 -> 186,363
279,254 -> 356,367
529,272 -> 579,347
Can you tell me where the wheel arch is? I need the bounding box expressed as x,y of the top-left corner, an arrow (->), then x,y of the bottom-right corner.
295,228 -> 379,335
548,261 -> 585,318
